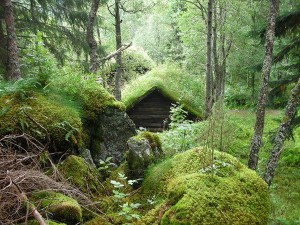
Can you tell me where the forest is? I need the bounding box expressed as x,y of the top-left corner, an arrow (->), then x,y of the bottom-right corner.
0,0 -> 299,224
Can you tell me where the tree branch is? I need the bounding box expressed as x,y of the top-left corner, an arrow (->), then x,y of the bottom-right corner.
100,41 -> 132,62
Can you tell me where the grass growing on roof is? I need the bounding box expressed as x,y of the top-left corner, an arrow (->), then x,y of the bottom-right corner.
122,64 -> 205,117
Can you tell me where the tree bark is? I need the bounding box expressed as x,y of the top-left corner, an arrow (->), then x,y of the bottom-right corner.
205,0 -> 214,118
114,0 -> 123,101
0,17 -> 8,74
248,0 -> 278,170
263,79 -> 300,186
212,2 -> 219,101
3,0 -> 21,80
87,0 -> 100,74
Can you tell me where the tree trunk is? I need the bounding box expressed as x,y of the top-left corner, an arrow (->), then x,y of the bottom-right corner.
0,17 -> 8,75
87,0 -> 100,74
212,2 -> 219,102
114,0 -> 123,101
3,0 -> 20,80
263,79 -> 300,186
248,0 -> 278,170
205,0 -> 214,118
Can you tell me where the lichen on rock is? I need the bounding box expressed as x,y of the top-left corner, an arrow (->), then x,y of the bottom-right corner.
126,131 -> 163,183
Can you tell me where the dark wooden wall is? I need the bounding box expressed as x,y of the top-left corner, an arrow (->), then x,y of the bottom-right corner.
127,90 -> 172,132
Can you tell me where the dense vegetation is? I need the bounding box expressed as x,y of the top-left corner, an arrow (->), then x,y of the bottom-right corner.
0,0 -> 299,224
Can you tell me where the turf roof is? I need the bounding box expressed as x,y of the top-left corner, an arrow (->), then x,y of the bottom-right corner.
122,64 -> 204,118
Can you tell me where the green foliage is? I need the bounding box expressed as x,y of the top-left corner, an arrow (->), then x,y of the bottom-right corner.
20,33 -> 58,88
110,173 -> 142,224
122,64 -> 204,117
159,103 -> 195,156
225,85 -> 255,108
49,65 -> 125,120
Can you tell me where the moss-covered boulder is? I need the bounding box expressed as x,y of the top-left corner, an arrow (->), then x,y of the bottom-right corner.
127,132 -> 163,182
58,155 -> 103,194
31,191 -> 82,225
87,107 -> 136,165
141,148 -> 270,225
0,93 -> 82,152
25,220 -> 66,225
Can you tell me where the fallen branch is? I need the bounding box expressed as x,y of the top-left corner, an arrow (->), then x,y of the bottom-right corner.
101,42 -> 132,62
12,180 -> 46,225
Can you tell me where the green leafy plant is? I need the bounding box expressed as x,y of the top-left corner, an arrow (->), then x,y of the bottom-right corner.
110,173 -> 141,224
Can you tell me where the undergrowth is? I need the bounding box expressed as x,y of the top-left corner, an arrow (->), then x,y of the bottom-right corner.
159,109 -> 300,224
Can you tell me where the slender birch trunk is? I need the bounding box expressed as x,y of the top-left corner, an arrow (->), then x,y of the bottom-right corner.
205,0 -> 214,118
248,0 -> 278,170
114,0 -> 123,101
263,79 -> 300,186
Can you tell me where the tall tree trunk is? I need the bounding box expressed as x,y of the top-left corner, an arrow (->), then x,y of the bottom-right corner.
114,0 -> 123,101
263,79 -> 300,186
3,0 -> 20,80
220,33 -> 227,96
248,0 -> 278,170
205,0 -> 214,118
0,18 -> 8,74
212,2 -> 219,101
87,0 -> 100,74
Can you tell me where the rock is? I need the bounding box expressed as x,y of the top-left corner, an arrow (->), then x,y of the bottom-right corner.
31,191 -> 82,225
25,220 -> 66,225
87,107 -> 136,165
58,155 -> 102,194
0,93 -> 83,154
141,148 -> 270,225
127,132 -> 163,182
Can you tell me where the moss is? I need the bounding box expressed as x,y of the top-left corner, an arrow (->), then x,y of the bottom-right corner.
142,148 -> 270,225
25,220 -> 66,225
31,191 -> 82,225
137,131 -> 163,152
0,93 -> 83,151
58,155 -> 103,194
122,64 -> 204,118
81,87 -> 125,121
84,216 -> 114,225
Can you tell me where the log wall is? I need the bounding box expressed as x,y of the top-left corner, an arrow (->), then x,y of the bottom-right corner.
127,90 -> 172,132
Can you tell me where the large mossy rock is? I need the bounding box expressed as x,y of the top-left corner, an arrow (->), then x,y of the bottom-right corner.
87,107 -> 136,165
31,191 -> 82,225
141,148 -> 270,225
127,131 -> 163,181
0,93 -> 82,152
0,86 -> 136,164
58,155 -> 103,194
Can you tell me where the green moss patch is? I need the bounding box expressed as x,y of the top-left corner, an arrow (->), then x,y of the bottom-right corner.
25,220 -> 66,225
142,148 -> 270,225
122,64 -> 204,118
0,93 -> 82,151
58,155 -> 103,194
31,191 -> 82,225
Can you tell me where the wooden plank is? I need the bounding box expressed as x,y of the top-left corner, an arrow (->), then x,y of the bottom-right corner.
130,115 -> 168,119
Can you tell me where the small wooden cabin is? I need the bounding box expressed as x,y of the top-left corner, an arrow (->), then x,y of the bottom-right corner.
127,89 -> 198,132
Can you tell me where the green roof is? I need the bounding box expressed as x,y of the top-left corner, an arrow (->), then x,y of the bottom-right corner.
122,64 -> 204,118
